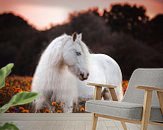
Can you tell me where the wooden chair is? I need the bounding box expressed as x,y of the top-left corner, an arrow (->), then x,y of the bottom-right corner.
86,68 -> 163,130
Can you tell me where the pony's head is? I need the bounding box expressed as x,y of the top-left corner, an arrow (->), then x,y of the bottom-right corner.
62,33 -> 89,81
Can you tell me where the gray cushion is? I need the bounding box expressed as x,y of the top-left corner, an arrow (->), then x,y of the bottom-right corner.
86,100 -> 163,122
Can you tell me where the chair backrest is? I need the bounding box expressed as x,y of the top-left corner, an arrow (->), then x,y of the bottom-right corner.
123,68 -> 163,107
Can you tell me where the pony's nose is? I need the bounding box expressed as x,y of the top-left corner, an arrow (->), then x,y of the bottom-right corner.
86,73 -> 89,78
80,73 -> 84,78
80,72 -> 89,80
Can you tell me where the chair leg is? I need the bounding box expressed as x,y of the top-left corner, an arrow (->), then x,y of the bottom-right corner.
121,121 -> 127,130
92,113 -> 98,130
141,90 -> 152,130
157,91 -> 163,114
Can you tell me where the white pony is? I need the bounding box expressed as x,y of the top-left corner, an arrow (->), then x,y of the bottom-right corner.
32,33 -> 123,112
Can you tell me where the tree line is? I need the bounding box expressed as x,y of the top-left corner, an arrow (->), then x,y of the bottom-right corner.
0,3 -> 162,79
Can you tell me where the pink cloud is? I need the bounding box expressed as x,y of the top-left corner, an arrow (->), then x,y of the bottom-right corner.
0,0 -> 162,30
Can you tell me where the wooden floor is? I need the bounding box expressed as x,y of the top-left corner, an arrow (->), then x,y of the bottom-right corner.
0,113 -> 140,130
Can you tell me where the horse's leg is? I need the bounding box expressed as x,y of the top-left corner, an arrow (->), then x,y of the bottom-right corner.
33,96 -> 48,112
102,88 -> 111,100
72,98 -> 79,112
63,98 -> 74,113
72,102 -> 79,113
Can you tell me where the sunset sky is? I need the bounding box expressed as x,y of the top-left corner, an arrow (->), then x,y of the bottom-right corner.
0,0 -> 163,30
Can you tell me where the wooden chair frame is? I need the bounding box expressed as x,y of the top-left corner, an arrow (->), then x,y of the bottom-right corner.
87,82 -> 163,130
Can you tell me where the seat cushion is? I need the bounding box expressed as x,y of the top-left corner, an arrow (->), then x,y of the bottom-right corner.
86,100 -> 163,122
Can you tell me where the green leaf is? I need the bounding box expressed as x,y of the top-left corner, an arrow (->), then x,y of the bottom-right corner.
0,92 -> 39,113
0,103 -> 12,113
9,92 -> 39,106
0,63 -> 14,88
0,123 -> 19,130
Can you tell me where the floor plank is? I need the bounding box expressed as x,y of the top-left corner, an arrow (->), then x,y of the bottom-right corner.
0,113 -> 136,130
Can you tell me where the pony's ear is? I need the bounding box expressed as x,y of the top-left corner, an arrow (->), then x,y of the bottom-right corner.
78,33 -> 82,40
72,32 -> 77,42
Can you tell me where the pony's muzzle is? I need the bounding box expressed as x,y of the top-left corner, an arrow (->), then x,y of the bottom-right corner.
79,72 -> 89,81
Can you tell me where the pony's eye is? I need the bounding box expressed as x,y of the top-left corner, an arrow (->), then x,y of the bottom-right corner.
76,51 -> 81,56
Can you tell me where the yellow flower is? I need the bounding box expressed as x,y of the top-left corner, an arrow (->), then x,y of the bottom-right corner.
22,109 -> 29,113
52,102 -> 57,106
80,107 -> 85,112
57,110 -> 62,113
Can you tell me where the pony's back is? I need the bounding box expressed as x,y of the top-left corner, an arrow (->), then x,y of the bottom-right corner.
78,53 -> 123,100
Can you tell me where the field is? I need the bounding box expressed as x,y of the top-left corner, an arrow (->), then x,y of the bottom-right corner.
0,76 -> 128,113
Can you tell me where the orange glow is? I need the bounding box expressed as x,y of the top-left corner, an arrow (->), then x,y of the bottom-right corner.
8,5 -> 70,30
0,0 -> 162,30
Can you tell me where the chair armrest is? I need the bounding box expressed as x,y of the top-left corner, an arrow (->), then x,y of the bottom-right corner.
137,86 -> 163,115
87,82 -> 118,101
137,86 -> 163,92
87,82 -> 117,89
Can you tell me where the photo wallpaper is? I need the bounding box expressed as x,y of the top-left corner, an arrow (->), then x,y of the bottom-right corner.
0,0 -> 163,113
